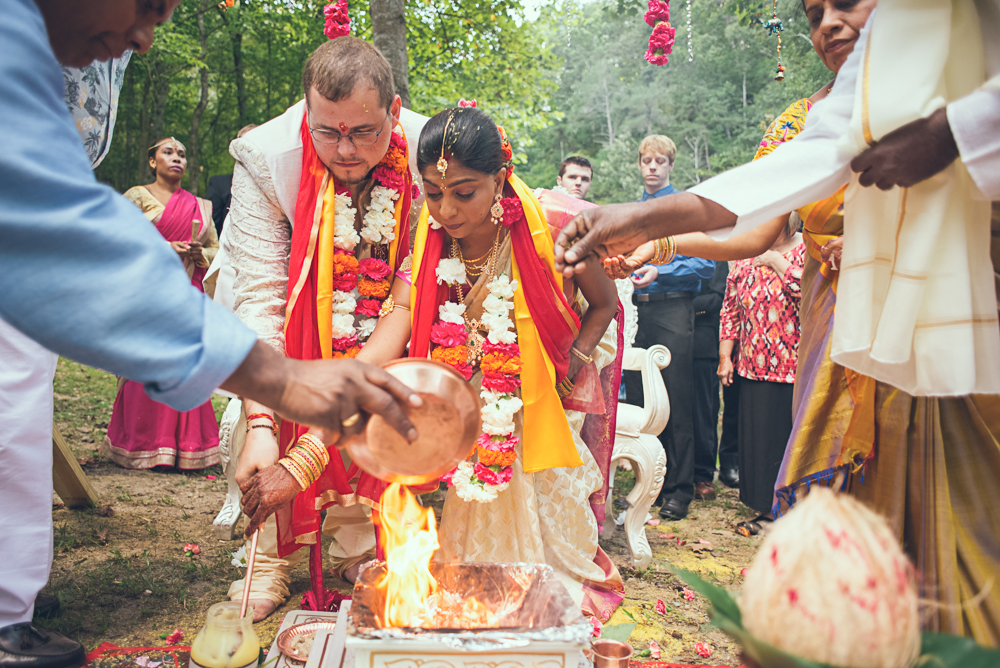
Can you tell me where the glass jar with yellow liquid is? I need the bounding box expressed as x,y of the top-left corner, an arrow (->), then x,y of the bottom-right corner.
189,602 -> 260,668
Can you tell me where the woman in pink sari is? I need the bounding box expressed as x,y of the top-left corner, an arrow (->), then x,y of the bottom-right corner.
102,137 -> 221,470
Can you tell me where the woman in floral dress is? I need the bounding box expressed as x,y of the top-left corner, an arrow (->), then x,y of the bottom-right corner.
717,217 -> 804,535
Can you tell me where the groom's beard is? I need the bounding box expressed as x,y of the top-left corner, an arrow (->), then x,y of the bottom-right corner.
328,150 -> 386,186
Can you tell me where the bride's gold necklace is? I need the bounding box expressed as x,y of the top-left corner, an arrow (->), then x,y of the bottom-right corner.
449,227 -> 504,365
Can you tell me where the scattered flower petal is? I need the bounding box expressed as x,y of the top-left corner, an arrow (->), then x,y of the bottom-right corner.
695,641 -> 712,658
655,599 -> 666,615
740,568 -> 748,576
646,517 -> 661,526
649,640 -> 661,660
589,616 -> 602,638
164,628 -> 184,645
183,543 -> 200,555
205,474 -> 216,480
683,588 -> 695,601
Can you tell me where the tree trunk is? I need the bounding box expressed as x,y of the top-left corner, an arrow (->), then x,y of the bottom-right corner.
232,31 -> 247,126
601,74 -> 614,149
187,4 -> 211,196
370,0 -> 410,108
136,67 -> 152,183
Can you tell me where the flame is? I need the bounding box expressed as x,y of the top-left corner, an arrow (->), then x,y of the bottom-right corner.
376,483 -> 439,627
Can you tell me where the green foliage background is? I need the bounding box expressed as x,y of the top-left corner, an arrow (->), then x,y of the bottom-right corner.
95,0 -> 832,203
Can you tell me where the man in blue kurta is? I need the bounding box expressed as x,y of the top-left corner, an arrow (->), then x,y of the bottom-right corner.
623,135 -> 714,521
0,3 -> 420,665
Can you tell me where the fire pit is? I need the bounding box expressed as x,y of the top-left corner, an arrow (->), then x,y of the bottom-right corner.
346,562 -> 592,668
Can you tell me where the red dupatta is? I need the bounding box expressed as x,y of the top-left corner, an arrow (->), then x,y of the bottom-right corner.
274,112 -> 412,558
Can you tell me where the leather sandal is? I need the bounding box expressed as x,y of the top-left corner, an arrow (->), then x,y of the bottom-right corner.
736,515 -> 773,537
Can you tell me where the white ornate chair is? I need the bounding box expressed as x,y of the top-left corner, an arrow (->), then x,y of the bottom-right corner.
603,279 -> 670,570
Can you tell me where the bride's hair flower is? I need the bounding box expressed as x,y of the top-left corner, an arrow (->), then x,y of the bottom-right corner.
499,197 -> 524,229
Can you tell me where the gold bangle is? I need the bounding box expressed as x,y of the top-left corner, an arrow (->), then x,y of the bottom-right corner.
571,346 -> 594,365
297,432 -> 331,468
279,457 -> 310,490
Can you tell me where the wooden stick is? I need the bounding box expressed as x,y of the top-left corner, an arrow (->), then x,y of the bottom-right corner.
240,530 -> 259,620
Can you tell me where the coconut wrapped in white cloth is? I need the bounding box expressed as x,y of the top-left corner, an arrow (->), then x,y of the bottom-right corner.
740,488 -> 920,668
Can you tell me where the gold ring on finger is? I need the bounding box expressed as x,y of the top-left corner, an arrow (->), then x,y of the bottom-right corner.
342,412 -> 361,428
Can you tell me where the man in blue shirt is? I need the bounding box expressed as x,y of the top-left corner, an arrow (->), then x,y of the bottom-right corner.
624,135 -> 714,521
0,3 -> 421,664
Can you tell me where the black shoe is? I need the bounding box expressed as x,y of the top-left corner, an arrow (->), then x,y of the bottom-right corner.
718,468 -> 740,489
0,623 -> 84,668
32,596 -> 60,619
659,498 -> 689,521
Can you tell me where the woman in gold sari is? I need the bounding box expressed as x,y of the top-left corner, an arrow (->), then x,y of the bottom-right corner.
607,0 -> 1000,644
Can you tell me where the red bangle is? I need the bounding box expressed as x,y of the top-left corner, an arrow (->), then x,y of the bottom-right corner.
247,412 -> 276,425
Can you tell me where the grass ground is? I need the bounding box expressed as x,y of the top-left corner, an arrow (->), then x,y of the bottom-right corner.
45,358 -> 764,665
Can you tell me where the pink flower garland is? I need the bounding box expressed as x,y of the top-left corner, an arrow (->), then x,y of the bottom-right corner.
644,0 -> 670,25
643,0 -> 675,67
324,1 -> 350,40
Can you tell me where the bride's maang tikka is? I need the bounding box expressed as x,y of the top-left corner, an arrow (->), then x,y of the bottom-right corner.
437,111 -> 455,180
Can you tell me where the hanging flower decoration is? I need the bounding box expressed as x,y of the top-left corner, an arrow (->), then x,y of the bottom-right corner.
757,0 -> 786,80
324,0 -> 351,40
433,268 -> 523,503
644,0 -> 670,25
645,17 -> 677,67
328,130 -> 408,358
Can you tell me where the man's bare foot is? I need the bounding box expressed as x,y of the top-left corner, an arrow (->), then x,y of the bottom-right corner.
342,562 -> 362,584
248,598 -> 278,623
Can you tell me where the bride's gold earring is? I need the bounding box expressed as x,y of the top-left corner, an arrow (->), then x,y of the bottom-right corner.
490,193 -> 503,226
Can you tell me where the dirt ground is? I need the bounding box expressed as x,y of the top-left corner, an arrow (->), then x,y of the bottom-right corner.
46,358 -> 762,666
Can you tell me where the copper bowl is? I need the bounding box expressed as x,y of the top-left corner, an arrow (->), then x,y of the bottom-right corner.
342,358 -> 481,486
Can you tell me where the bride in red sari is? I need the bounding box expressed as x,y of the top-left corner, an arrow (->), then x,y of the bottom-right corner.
102,138 -> 221,470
